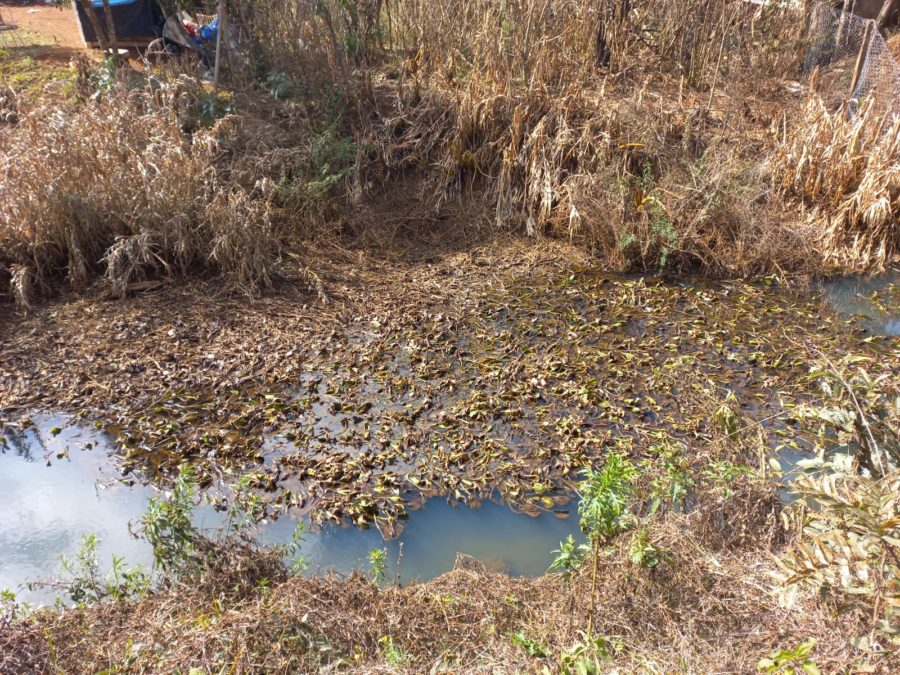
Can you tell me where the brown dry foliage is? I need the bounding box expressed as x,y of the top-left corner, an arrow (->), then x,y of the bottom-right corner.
0,84 -> 19,125
346,0 -> 817,275
771,95 -> 900,271
888,34 -> 900,62
0,74 -> 277,307
1,479 -> 894,673
210,0 -> 826,276
1,0 -> 896,300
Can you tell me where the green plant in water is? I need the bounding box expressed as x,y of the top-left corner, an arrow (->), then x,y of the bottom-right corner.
757,638 -> 820,674
578,452 -> 637,638
368,547 -> 388,586
59,533 -> 149,605
228,473 -> 267,530
141,464 -> 198,573
276,522 -> 309,575
713,391 -> 741,438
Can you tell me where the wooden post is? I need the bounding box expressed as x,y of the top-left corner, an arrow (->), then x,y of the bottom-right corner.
100,0 -> 118,54
877,0 -> 899,30
836,0 -> 854,47
77,0 -> 110,54
849,19 -> 875,98
213,0 -> 226,90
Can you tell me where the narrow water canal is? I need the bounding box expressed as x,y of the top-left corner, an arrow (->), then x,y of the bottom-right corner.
2,272 -> 896,605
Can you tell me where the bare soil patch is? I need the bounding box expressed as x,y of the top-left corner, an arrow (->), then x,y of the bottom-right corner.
1,3 -> 85,56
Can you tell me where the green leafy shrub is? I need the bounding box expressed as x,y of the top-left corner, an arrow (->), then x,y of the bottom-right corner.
141,465 -> 199,573
59,534 -> 149,605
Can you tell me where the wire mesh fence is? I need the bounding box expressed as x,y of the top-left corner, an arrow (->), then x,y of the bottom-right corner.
0,6 -> 25,50
804,1 -> 900,120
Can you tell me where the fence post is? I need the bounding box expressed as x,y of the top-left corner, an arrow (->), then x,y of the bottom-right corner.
76,0 -> 111,54
836,0 -> 854,47
214,0 -> 226,90
849,19 -> 874,98
100,0 -> 118,54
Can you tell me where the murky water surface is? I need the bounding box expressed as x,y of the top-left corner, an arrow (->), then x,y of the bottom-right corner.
1,415 -> 581,604
2,271 -> 895,604
823,269 -> 900,336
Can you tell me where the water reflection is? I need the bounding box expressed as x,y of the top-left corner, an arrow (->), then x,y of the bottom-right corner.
3,270 -> 893,604
1,416 -> 583,605
823,269 -> 899,336
259,498 -> 582,583
0,416 -> 155,604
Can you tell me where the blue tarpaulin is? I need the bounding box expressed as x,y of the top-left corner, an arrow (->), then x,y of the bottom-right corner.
74,0 -> 163,45
91,0 -> 139,7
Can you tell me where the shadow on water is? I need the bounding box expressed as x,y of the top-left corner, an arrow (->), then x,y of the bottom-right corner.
0,415 -> 583,605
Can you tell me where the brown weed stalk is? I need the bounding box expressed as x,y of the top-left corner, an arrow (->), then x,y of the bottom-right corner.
771,96 -> 900,271
0,77 -> 276,306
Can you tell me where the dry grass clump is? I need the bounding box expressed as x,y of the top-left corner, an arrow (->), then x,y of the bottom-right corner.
363,0 -> 816,274
0,75 -> 276,307
889,34 -> 900,62
369,77 -> 811,274
0,84 -> 19,125
223,0 -> 823,276
1,0 -> 894,307
771,95 -> 900,271
1,480 -> 889,673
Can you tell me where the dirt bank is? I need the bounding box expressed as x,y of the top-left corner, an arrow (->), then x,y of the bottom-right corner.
1,487 -> 894,673
0,2 -> 86,58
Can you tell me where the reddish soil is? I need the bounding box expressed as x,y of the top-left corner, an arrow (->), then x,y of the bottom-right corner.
0,2 -> 86,60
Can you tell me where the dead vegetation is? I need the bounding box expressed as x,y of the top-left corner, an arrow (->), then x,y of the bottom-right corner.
0,0 -> 896,307
771,95 -> 900,271
0,477 -> 893,673
0,68 -> 277,307
0,4 -> 897,672
347,0 -> 817,274
0,84 -> 18,125
3,341 -> 898,673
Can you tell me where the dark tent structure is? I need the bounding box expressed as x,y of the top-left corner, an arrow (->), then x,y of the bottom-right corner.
74,0 -> 165,48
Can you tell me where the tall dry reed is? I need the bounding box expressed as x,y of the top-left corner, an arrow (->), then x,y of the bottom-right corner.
771,96 -> 899,270
0,75 -> 276,306
334,0 -> 812,273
